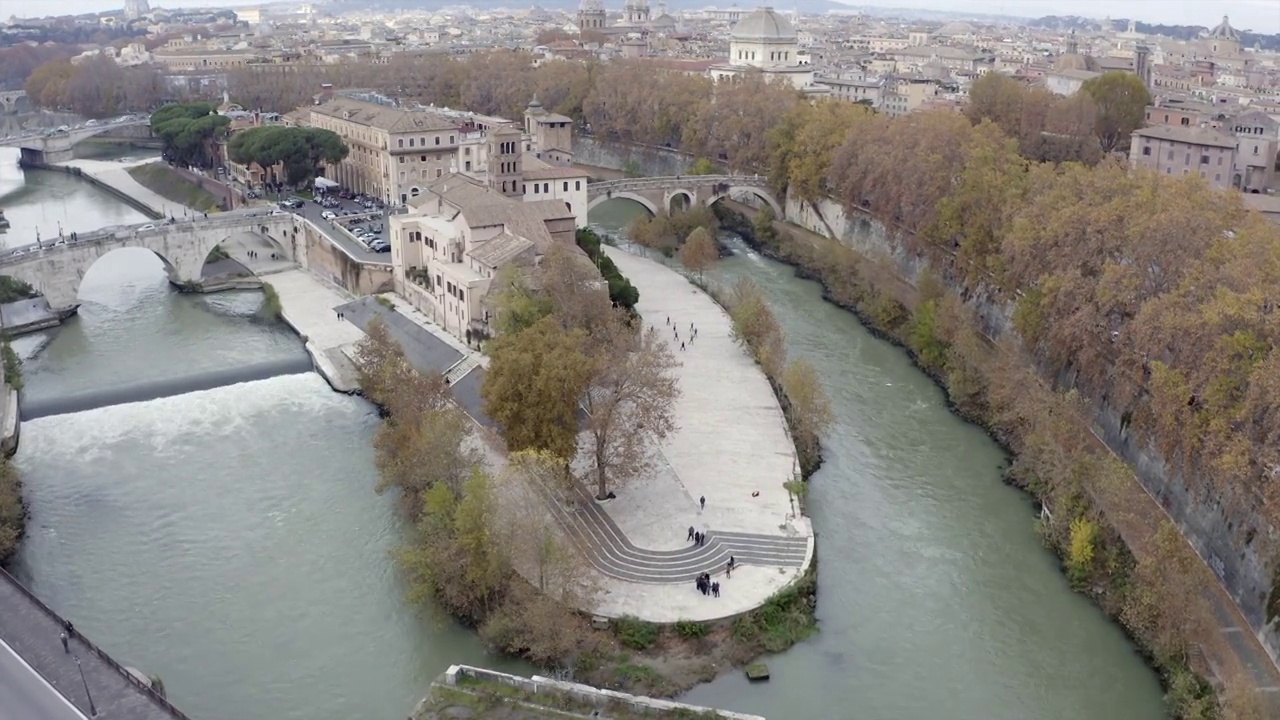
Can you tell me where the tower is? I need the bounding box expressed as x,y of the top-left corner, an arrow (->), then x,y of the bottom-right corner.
486,126 -> 523,199
577,0 -> 606,33
123,0 -> 150,20
624,0 -> 650,27
1134,44 -> 1152,90
1064,28 -> 1078,56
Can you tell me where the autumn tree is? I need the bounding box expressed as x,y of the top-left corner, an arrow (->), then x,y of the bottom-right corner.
678,226 -> 719,281
782,359 -> 834,475
1080,71 -> 1151,154
482,315 -> 593,461
725,277 -> 787,378
582,313 -> 681,499
490,266 -> 553,335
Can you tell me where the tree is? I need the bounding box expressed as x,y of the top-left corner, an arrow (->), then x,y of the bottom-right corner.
688,157 -> 717,175
150,102 -> 230,169
583,313 -> 681,499
353,319 -> 418,410
0,459 -> 22,565
781,359 -> 834,475
726,277 -> 787,378
490,266 -> 553,335
1080,71 -> 1151,154
494,450 -> 595,599
227,126 -> 349,187
678,226 -> 719,281
482,315 -> 593,461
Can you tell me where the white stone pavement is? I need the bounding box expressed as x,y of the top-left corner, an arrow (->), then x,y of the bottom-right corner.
579,246 -> 813,622
59,158 -> 181,218
267,269 -> 367,392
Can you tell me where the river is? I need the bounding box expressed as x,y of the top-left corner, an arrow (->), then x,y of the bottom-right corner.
1,151 -> 1165,720
3,154 -> 527,720
588,199 -> 1168,720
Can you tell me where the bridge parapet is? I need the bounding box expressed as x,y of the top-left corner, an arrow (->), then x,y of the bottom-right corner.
587,175 -> 771,195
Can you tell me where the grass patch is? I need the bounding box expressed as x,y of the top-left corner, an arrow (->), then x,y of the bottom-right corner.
731,563 -> 817,654
126,163 -> 222,213
0,458 -> 22,564
1,337 -> 21,392
613,614 -> 660,650
260,282 -> 283,321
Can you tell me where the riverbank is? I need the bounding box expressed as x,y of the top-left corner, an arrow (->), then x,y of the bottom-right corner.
715,200 -> 1276,716
45,157 -> 169,219
125,163 -> 222,214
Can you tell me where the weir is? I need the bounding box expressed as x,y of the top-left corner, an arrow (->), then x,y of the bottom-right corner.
20,357 -> 316,420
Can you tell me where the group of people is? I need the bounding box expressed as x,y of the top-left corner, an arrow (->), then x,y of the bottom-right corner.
666,316 -> 699,352
687,526 -> 708,546
696,572 -> 720,598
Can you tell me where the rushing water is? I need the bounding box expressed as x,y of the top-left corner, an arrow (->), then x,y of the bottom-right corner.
7,166 -> 527,719
590,199 -> 1168,720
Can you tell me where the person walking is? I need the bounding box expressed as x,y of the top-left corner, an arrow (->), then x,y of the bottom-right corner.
687,526 -> 695,542
712,582 -> 720,598
700,496 -> 706,511
60,632 -> 69,653
726,559 -> 733,578
680,342 -> 685,351
694,531 -> 702,546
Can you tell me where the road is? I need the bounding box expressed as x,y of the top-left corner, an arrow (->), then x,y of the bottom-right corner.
0,638 -> 87,720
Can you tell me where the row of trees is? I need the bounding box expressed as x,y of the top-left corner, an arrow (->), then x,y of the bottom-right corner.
482,243 -> 680,500
25,55 -> 164,118
226,126 -> 349,188
353,321 -> 600,666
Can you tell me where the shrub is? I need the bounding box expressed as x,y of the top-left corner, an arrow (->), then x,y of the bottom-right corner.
613,615 -> 659,650
674,619 -> 708,639
1067,516 -> 1098,587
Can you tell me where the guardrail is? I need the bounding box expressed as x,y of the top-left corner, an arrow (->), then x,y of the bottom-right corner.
0,567 -> 196,720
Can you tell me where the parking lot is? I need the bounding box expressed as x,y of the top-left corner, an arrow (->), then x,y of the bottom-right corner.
286,195 -> 394,265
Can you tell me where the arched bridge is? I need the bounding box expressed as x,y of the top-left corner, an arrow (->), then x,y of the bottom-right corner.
0,117 -> 150,164
586,175 -> 781,217
0,91 -> 30,115
0,210 -> 297,310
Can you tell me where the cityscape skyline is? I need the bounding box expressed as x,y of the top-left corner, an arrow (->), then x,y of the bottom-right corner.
11,0 -> 1280,33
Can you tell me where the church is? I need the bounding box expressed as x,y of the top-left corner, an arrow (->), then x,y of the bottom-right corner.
708,7 -> 815,90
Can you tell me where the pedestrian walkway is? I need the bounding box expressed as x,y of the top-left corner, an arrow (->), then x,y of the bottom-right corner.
58,158 -> 175,218
0,569 -> 189,720
267,269 -> 366,392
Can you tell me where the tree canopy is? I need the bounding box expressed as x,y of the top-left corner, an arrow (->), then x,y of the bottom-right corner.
227,126 -> 349,188
150,102 -> 230,169
1080,71 -> 1151,154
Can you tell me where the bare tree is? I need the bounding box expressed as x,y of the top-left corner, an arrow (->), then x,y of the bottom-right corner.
582,313 -> 681,499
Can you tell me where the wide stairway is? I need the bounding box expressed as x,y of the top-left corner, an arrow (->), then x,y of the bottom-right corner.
529,475 -> 809,583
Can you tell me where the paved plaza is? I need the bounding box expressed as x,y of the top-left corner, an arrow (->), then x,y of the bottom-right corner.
266,269 -> 368,391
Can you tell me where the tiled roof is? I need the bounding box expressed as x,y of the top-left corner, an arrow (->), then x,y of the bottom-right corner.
1133,124 -> 1237,148
311,97 -> 456,133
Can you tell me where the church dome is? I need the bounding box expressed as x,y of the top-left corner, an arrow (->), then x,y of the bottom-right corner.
731,7 -> 796,42
1209,15 -> 1239,41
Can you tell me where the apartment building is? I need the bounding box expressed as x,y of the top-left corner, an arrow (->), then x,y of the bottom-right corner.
880,77 -> 940,117
389,172 -> 578,343
1128,124 -> 1237,190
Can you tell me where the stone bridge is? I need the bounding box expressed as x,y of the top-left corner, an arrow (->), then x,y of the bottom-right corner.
0,91 -> 30,116
0,118 -> 150,164
0,210 -> 298,310
586,174 -> 781,217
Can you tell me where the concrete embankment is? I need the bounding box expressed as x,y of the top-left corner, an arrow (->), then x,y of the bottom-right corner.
19,356 -> 315,420
36,159 -> 168,219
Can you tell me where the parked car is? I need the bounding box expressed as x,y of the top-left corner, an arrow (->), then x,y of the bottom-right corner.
370,239 -> 390,253
321,210 -> 336,221
138,224 -> 156,231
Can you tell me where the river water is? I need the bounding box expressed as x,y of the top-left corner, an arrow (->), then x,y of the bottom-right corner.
1,149 -> 1166,720
588,200 -> 1167,720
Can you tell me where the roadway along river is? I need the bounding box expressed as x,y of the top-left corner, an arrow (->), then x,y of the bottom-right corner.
589,200 -> 1168,720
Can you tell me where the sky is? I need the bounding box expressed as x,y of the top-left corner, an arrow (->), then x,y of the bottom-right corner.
4,0 -> 1279,33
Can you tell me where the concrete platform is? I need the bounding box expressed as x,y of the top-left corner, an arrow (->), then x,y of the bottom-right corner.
267,269 -> 366,392
58,158 -> 173,218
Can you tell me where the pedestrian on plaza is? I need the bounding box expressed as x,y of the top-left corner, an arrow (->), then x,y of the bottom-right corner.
700,495 -> 706,510
680,342 -> 685,351
60,632 -> 68,653
726,560 -> 733,578
695,577 -> 703,594
712,582 -> 720,598
687,526 -> 695,542
203,212 -> 208,219
666,316 -> 670,326
690,322 -> 694,331
694,531 -> 702,546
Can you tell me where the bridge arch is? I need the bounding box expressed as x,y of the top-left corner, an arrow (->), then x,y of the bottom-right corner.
705,185 -> 783,218
586,191 -> 659,217
665,190 -> 694,214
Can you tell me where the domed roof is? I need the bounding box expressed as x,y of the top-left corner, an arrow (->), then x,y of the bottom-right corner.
731,7 -> 796,42
1209,15 -> 1239,42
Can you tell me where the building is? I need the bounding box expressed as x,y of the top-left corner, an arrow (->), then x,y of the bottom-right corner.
388,173 -> 580,343
708,6 -> 814,90
1204,15 -> 1241,58
1128,124 -> 1237,190
880,76 -> 941,117
1228,110 -> 1279,193
123,0 -> 150,20
577,0 -> 606,34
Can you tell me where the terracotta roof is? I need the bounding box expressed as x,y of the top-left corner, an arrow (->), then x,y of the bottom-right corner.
1132,124 -> 1237,149
311,97 -> 456,133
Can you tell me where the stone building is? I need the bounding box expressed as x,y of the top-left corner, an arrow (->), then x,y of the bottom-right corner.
709,6 -> 814,90
1128,124 -> 1238,190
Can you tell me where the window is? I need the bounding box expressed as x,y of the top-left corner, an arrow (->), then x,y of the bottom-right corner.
435,137 -> 440,146
543,183 -> 549,193
1167,150 -> 1174,160
399,156 -> 405,164
419,137 -> 425,146
1142,146 -> 1151,156
464,147 -> 471,156
502,181 -> 507,192
419,155 -> 425,162
575,180 -> 581,191
449,135 -> 454,144
1200,155 -> 1209,164
436,169 -> 442,178
563,181 -> 569,192
465,161 -> 472,171
1254,146 -> 1260,155
1164,114 -> 1169,122
1218,156 -> 1224,165
522,184 -> 527,193
409,138 -> 415,147
458,289 -> 465,303
1181,117 -> 1190,126
398,138 -> 404,148
533,183 -> 539,194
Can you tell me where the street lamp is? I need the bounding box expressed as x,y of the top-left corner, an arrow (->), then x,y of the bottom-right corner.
73,655 -> 98,717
